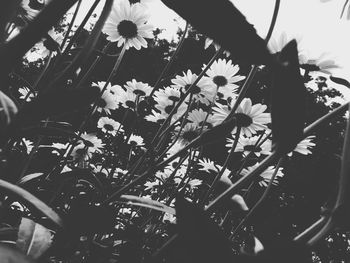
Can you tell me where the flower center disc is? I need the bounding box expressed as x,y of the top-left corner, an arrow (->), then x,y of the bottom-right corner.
117,20 -> 138,39
234,113 -> 253,127
97,98 -> 107,108
184,84 -> 201,95
213,75 -> 228,87
104,124 -> 114,131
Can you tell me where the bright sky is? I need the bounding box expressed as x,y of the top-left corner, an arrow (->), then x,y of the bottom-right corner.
77,0 -> 350,98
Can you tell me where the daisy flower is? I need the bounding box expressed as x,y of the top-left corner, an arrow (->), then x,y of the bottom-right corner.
18,87 -> 35,102
155,98 -> 188,123
204,59 -> 245,100
128,134 -> 144,146
93,81 -> 119,114
212,98 -> 271,137
288,135 -> 316,157
227,135 -> 271,157
145,109 -> 164,123
188,179 -> 202,189
241,164 -> 284,187
188,108 -> 213,128
198,158 -> 217,173
97,117 -> 124,136
80,133 -> 105,153
154,86 -> 182,104
171,70 -> 215,105
51,142 -> 69,156
22,138 -> 34,154
175,123 -> 202,146
128,0 -> 153,8
305,53 -> 339,75
125,79 -> 153,96
102,0 -> 154,50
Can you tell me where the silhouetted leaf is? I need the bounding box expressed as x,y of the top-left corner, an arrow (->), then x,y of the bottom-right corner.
160,0 -> 272,65
117,195 -> 176,214
16,218 -> 52,259
330,76 -> 350,89
0,179 -> 63,229
18,173 -> 44,185
167,197 -> 253,263
271,40 -> 306,154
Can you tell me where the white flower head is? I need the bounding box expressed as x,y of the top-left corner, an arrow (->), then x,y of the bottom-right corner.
97,117 -> 124,136
18,87 -> 35,102
241,164 -> 284,187
227,135 -> 271,157
93,81 -> 119,114
102,0 -> 154,50
205,59 -> 245,100
171,70 -> 216,105
288,135 -> 316,157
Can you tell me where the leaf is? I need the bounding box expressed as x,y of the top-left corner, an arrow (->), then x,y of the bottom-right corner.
0,244 -> 34,263
230,194 -> 249,212
160,0 -> 271,65
330,76 -> 350,89
117,195 -> 176,215
16,218 -> 52,259
271,40 -> 307,154
167,197 -> 253,263
0,90 -> 18,125
0,179 -> 63,229
18,173 -> 44,185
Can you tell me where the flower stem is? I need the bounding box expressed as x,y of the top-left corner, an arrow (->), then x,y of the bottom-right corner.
150,22 -> 189,97
230,157 -> 283,238
200,126 -> 241,206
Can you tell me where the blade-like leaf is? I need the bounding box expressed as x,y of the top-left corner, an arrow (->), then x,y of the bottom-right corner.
18,173 -> 44,185
160,0 -> 272,65
117,195 -> 175,215
330,76 -> 350,89
16,218 -> 52,259
0,90 -> 18,124
271,40 -> 307,154
0,179 -> 63,229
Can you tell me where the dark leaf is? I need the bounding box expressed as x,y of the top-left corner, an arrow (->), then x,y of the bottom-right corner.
0,179 -> 63,229
160,0 -> 272,65
167,197 -> 253,263
18,173 -> 44,185
271,40 -> 307,154
330,76 -> 350,89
